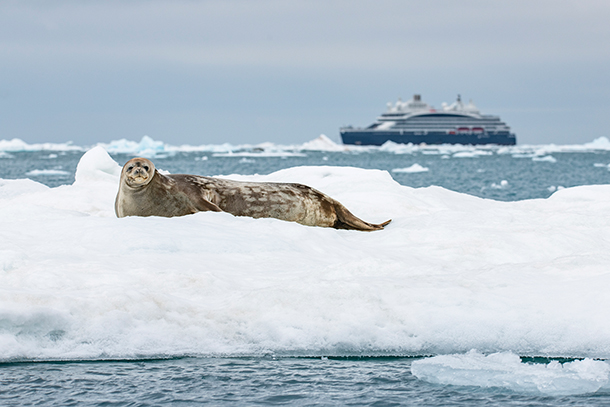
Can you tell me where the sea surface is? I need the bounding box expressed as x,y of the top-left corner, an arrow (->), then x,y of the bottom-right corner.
3,137 -> 610,406
3,147 -> 610,202
3,356 -> 603,406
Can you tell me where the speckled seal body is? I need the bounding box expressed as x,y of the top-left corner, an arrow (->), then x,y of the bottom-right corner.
115,157 -> 391,231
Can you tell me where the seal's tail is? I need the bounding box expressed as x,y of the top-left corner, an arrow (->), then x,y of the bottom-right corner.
333,203 -> 391,231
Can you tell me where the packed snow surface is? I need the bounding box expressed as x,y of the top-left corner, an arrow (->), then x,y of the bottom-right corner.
3,146 -> 610,390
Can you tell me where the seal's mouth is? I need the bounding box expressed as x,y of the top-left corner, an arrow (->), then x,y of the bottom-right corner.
128,169 -> 150,185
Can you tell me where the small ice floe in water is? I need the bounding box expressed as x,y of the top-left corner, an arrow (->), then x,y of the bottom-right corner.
45,154 -> 58,159
491,180 -> 509,189
411,350 -> 610,396
452,150 -> 493,158
548,185 -> 566,193
392,164 -> 429,173
195,156 -> 208,161
239,158 -> 255,164
532,155 -> 557,163
25,169 -> 70,177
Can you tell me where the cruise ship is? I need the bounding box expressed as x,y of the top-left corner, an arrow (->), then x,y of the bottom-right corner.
340,94 -> 516,146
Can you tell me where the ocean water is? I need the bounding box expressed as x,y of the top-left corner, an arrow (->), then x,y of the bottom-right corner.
5,356 -> 609,406
3,135 -> 610,405
4,138 -> 610,202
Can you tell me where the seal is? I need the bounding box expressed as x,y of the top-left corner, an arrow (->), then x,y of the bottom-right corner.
115,157 -> 391,231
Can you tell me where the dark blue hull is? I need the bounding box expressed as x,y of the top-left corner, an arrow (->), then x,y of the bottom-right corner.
340,130 -> 517,146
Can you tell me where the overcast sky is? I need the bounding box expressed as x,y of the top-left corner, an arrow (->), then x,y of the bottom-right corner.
1,0 -> 609,146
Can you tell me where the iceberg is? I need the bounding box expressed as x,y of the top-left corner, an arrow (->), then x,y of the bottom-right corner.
2,146 -> 610,363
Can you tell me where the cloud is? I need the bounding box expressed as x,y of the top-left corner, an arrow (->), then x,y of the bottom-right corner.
1,0 -> 609,69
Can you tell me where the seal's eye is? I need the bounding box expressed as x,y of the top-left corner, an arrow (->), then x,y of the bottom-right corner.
127,166 -> 134,172
143,166 -> 149,171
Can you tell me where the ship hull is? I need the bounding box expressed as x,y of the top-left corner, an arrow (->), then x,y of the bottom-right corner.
340,130 -> 516,146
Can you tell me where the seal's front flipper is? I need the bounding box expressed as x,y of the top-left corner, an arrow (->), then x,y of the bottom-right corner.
194,196 -> 223,212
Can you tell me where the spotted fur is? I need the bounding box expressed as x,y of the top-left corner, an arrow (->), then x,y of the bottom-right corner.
115,157 -> 391,231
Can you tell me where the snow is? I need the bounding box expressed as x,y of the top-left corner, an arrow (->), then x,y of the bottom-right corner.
411,350 -> 610,396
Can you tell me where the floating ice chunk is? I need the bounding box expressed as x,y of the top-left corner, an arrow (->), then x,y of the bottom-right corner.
0,138 -> 31,151
8,142 -> 610,361
300,134 -> 347,152
213,151 -> 306,158
379,141 -> 417,154
4,136 -> 610,155
99,135 -> 166,157
491,180 -> 509,189
548,185 -> 566,193
533,155 -> 557,163
168,142 -> 239,153
0,151 -> 14,159
0,138 -> 81,152
411,350 -> 610,396
25,169 -> 70,177
452,150 -> 493,158
392,164 -> 429,173
593,163 -> 610,170
584,136 -> 610,150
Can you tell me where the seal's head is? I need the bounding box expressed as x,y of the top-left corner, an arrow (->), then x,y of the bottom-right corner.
121,157 -> 156,188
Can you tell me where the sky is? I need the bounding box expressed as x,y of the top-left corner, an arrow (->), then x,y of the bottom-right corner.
0,0 -> 609,146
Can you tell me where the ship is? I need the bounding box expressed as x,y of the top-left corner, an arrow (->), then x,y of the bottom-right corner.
340,94 -> 516,146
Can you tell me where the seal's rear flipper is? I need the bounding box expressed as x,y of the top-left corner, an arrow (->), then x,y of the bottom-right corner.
333,204 -> 391,231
